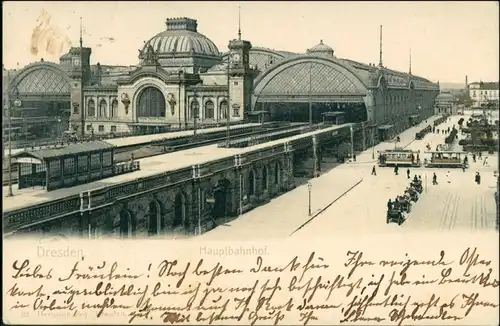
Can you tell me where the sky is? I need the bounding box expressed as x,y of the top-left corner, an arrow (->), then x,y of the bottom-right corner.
2,1 -> 499,84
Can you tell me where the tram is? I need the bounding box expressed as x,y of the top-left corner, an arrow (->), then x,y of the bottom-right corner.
378,148 -> 421,167
424,151 -> 466,168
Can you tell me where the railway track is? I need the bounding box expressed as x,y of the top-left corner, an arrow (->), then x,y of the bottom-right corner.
2,123 -> 311,186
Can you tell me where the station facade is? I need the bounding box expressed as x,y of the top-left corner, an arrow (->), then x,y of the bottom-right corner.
5,17 -> 439,143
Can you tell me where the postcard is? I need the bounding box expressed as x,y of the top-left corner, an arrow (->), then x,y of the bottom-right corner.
2,1 -> 499,325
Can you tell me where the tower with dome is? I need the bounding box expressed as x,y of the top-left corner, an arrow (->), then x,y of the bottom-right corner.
4,18 -> 440,146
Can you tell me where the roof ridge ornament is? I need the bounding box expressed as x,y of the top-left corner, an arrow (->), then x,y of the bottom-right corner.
139,44 -> 159,66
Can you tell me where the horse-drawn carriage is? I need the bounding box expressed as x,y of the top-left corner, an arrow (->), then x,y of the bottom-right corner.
386,178 -> 423,225
379,148 -> 421,167
387,208 -> 405,225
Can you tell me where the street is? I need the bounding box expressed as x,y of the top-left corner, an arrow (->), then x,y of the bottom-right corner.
295,113 -> 498,237
199,114 -> 499,241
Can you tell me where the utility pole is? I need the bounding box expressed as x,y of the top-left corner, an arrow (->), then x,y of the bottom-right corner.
6,71 -> 13,197
7,83 -> 22,197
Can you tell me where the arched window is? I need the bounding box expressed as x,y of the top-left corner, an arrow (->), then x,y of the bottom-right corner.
219,100 -> 228,120
87,99 -> 96,117
205,100 -> 215,119
190,99 -> 200,120
247,170 -> 255,196
137,87 -> 166,118
111,99 -> 118,118
274,161 -> 281,185
99,99 -> 107,117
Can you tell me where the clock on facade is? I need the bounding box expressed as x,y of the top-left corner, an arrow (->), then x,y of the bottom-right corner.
231,53 -> 240,63
73,58 -> 81,66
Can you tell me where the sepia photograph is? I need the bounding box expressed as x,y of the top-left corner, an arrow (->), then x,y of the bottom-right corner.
3,1 -> 499,325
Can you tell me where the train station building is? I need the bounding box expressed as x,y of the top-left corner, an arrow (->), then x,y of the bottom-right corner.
5,17 -> 439,145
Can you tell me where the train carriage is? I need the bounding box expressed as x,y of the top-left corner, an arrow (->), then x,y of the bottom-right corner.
378,148 -> 421,167
424,151 -> 466,168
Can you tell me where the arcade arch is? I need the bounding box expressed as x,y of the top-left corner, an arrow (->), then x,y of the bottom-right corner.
247,169 -> 256,196
148,200 -> 162,236
113,209 -> 135,238
173,192 -> 188,228
137,86 -> 166,118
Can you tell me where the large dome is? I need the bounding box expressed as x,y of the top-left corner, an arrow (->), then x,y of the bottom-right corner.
142,18 -> 220,58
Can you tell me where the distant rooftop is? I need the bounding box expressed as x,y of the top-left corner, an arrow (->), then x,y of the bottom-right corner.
469,81 -> 499,90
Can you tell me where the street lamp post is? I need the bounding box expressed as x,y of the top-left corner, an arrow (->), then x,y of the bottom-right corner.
7,86 -> 22,197
308,182 -> 312,216
371,129 -> 375,159
22,113 -> 27,151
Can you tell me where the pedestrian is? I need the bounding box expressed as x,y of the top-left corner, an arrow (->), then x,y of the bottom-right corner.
353,153 -> 356,162
371,165 -> 377,176
407,168 -> 411,179
387,199 -> 393,210
475,172 -> 481,185
472,153 -> 476,163
478,151 -> 482,159
483,157 -> 488,166
432,173 -> 438,185
394,164 -> 399,176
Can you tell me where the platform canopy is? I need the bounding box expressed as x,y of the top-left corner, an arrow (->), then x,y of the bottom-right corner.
12,141 -> 115,162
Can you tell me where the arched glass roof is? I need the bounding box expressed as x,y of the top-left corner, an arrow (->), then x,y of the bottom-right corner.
13,63 -> 70,95
254,57 -> 367,96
